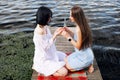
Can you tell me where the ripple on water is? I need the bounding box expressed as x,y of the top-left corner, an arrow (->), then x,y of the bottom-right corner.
0,0 -> 120,34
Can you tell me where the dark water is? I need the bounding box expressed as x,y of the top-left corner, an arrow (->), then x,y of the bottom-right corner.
0,0 -> 120,80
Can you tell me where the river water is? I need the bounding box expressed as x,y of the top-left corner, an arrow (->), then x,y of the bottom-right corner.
0,0 -> 120,80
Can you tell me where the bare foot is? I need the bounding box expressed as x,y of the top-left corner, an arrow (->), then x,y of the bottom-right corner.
88,65 -> 94,73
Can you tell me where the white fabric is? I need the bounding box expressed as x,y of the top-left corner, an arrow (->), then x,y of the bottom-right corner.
32,25 -> 66,76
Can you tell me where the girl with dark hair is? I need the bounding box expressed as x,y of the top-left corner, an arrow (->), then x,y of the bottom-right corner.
32,6 -> 68,76
61,6 -> 94,73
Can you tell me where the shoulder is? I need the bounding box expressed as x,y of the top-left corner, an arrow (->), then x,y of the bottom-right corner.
34,27 -> 44,35
76,28 -> 81,36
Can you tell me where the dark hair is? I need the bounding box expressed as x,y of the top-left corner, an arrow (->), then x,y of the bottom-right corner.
36,6 -> 52,26
71,6 -> 92,49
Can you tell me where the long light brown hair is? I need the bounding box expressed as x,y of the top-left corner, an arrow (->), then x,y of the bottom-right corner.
71,6 -> 92,49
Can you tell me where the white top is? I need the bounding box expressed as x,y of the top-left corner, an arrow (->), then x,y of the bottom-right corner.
32,25 -> 66,76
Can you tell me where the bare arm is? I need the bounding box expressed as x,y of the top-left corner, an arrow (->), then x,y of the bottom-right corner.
61,29 -> 82,50
70,30 -> 82,50
64,27 -> 74,38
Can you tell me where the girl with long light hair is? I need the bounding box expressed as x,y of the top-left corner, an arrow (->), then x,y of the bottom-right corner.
61,6 -> 94,73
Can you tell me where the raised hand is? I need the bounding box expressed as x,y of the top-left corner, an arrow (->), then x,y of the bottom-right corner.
54,27 -> 65,37
61,30 -> 71,39
63,27 -> 69,32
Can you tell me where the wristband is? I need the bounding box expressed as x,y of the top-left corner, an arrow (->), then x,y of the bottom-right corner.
67,37 -> 72,41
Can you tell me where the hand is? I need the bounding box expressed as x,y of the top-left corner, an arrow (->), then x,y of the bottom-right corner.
54,27 -> 65,37
63,27 -> 69,32
61,30 -> 71,39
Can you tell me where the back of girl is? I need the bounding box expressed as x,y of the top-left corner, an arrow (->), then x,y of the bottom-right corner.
32,6 -> 68,77
62,6 -> 94,73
